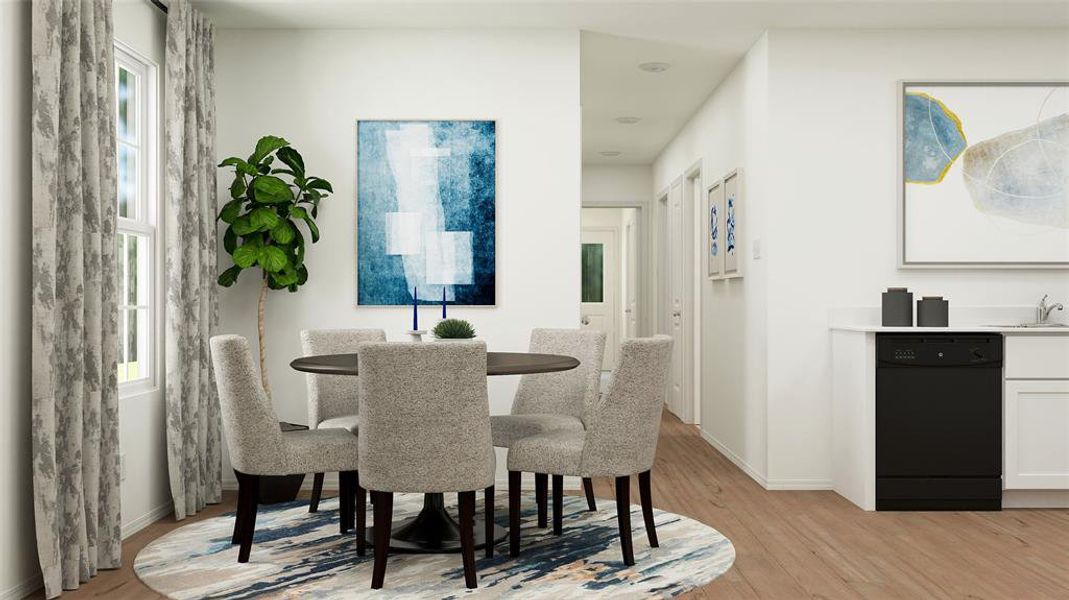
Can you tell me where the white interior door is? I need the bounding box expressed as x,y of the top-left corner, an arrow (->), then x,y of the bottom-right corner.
580,229 -> 618,370
666,180 -> 686,418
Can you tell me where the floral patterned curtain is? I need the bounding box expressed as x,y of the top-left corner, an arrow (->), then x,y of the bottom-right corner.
31,0 -> 122,596
165,0 -> 222,520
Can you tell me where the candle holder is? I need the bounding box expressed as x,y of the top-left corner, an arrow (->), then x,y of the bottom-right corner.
405,330 -> 428,342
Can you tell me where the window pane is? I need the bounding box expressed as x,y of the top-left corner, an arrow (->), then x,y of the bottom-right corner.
127,309 -> 139,381
117,67 -> 136,143
118,144 -> 137,219
127,233 -> 139,305
581,243 -> 604,303
118,309 -> 128,383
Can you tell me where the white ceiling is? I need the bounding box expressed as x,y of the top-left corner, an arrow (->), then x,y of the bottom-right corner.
194,0 -> 1069,165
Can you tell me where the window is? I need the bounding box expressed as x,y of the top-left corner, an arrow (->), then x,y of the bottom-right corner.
115,44 -> 158,391
581,243 -> 604,303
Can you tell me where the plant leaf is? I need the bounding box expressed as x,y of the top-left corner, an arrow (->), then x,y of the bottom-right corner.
223,226 -> 238,254
248,135 -> 289,164
307,178 -> 333,193
233,243 -> 260,268
258,245 -> 289,272
304,217 -> 320,243
250,176 -> 294,204
229,176 -> 247,199
217,265 -> 242,287
219,157 -> 258,176
289,205 -> 309,220
272,265 -> 299,287
276,146 -> 305,177
296,264 -> 308,285
218,199 -> 243,223
248,206 -> 281,230
270,168 -> 297,177
232,215 -> 257,236
270,220 -> 296,244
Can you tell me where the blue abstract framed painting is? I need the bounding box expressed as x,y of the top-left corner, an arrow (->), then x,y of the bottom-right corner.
722,169 -> 742,279
357,120 -> 496,305
706,180 -> 724,279
899,81 -> 1069,267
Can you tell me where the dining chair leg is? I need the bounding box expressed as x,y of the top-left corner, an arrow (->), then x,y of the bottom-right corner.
484,485 -> 495,558
582,477 -> 597,511
340,471 -> 358,534
552,474 -> 563,535
371,491 -> 393,589
355,473 -> 367,556
232,476 -> 248,544
534,473 -> 548,528
458,490 -> 478,589
615,475 -> 635,566
236,472 -> 260,563
638,470 -> 658,548
508,471 -> 521,558
309,472 -> 325,513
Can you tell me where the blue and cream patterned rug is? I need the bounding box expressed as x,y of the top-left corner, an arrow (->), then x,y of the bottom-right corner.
134,493 -> 735,598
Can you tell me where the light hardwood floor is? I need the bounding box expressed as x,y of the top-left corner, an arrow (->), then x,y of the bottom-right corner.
31,412 -> 1069,599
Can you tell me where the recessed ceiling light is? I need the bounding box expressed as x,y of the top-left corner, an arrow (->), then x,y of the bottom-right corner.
600,151 -> 622,157
615,116 -> 641,124
638,62 -> 672,73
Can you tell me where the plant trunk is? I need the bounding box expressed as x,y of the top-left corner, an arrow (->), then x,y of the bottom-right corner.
258,276 -> 273,401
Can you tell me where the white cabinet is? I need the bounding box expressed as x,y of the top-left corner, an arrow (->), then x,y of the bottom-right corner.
1004,334 -> 1069,491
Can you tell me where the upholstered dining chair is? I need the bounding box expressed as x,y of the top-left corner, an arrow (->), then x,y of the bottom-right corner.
358,341 -> 496,590
490,329 -> 605,523
210,335 -> 366,563
505,335 -> 673,566
300,328 -> 386,512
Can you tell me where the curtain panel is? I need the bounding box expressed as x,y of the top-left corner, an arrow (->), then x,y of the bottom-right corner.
30,0 -> 122,597
164,0 -> 222,520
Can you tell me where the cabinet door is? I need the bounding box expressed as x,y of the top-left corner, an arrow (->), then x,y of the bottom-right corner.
1005,380 -> 1069,489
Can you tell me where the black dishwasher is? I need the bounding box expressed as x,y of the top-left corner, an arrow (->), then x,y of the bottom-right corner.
876,334 -> 1003,511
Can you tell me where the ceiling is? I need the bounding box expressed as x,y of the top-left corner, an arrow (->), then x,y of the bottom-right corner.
194,1 -> 1069,165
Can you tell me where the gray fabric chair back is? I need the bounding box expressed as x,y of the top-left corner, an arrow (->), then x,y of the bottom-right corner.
300,328 -> 387,426
358,341 -> 495,493
209,335 -> 287,475
511,328 -> 606,424
580,335 -> 673,476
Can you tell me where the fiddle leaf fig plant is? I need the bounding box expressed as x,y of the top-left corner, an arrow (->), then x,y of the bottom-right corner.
216,135 -> 333,399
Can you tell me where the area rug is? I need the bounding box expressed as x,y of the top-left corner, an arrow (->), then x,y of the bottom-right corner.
134,492 -> 735,598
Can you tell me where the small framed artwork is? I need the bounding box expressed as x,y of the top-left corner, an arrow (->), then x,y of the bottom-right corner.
722,169 -> 743,278
706,180 -> 725,279
898,81 -> 1069,268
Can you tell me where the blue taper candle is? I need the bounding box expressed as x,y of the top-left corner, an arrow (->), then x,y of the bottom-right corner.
412,286 -> 418,331
442,287 -> 447,319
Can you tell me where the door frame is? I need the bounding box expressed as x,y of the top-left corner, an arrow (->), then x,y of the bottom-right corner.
581,201 -> 650,339
683,160 -> 703,426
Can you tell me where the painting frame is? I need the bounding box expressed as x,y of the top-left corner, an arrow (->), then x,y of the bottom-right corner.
897,80 -> 1069,269
706,179 -> 725,279
356,118 -> 498,306
722,169 -> 743,279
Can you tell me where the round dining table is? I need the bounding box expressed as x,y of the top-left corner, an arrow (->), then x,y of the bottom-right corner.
290,350 -> 580,554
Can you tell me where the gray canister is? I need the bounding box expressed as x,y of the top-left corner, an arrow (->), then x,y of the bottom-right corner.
882,287 -> 913,326
917,296 -> 949,327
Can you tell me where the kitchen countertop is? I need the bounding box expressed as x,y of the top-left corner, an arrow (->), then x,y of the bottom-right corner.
829,324 -> 1069,333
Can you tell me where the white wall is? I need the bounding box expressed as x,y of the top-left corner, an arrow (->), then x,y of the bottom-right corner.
652,34 -> 770,482
0,2 -> 39,597
764,29 -> 1069,486
113,0 -> 173,537
582,164 -> 651,206
214,29 -> 582,486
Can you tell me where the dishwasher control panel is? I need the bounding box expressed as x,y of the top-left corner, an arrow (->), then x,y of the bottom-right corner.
877,335 -> 1002,367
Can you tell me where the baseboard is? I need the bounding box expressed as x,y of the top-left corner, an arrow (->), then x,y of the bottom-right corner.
122,500 -> 175,539
0,574 -> 42,600
699,428 -> 769,488
1003,490 -> 1069,509
764,479 -> 834,491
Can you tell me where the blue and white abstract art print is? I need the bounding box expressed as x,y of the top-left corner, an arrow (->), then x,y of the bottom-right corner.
357,120 -> 496,305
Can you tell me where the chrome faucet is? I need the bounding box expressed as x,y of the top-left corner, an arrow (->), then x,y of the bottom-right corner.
1037,295 -> 1064,324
